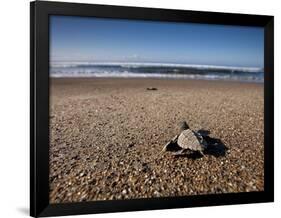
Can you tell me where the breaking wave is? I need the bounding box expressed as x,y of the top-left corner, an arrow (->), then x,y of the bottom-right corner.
50,61 -> 264,83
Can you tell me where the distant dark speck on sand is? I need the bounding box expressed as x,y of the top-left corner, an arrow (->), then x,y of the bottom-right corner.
146,87 -> 158,91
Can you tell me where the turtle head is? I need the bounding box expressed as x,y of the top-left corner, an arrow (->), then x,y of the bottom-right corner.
179,121 -> 189,131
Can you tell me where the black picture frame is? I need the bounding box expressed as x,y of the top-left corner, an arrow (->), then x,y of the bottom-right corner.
30,1 -> 274,217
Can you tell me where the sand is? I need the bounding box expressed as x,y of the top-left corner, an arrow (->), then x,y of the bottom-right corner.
49,78 -> 264,203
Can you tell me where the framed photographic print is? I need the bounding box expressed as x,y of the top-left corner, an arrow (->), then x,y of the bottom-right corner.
30,1 -> 274,217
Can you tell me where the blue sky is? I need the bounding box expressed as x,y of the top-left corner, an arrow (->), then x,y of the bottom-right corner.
50,15 -> 264,67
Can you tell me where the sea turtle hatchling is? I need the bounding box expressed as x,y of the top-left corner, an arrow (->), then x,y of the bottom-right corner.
161,121 -> 208,156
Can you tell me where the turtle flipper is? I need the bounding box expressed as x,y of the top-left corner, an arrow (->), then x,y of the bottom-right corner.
171,135 -> 178,143
161,141 -> 171,153
158,135 -> 178,156
172,149 -> 185,156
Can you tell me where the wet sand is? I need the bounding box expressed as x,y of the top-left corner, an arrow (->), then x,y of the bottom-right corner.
49,78 -> 264,203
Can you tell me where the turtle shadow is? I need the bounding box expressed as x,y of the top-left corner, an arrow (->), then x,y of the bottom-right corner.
171,129 -> 228,159
166,143 -> 204,160
199,129 -> 228,158
197,129 -> 210,137
180,152 -> 204,160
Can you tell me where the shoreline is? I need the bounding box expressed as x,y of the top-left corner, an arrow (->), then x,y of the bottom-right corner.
50,76 -> 264,84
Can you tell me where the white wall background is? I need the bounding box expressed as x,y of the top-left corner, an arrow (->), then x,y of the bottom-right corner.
0,0 -> 279,217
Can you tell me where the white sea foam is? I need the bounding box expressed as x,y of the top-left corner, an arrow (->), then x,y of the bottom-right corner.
50,70 -> 263,82
50,61 -> 263,73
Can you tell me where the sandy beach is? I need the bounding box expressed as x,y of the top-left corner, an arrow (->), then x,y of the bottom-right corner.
49,78 -> 264,203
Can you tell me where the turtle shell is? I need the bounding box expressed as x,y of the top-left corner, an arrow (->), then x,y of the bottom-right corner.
177,129 -> 204,151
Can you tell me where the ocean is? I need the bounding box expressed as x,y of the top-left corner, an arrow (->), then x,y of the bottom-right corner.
50,62 -> 264,83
